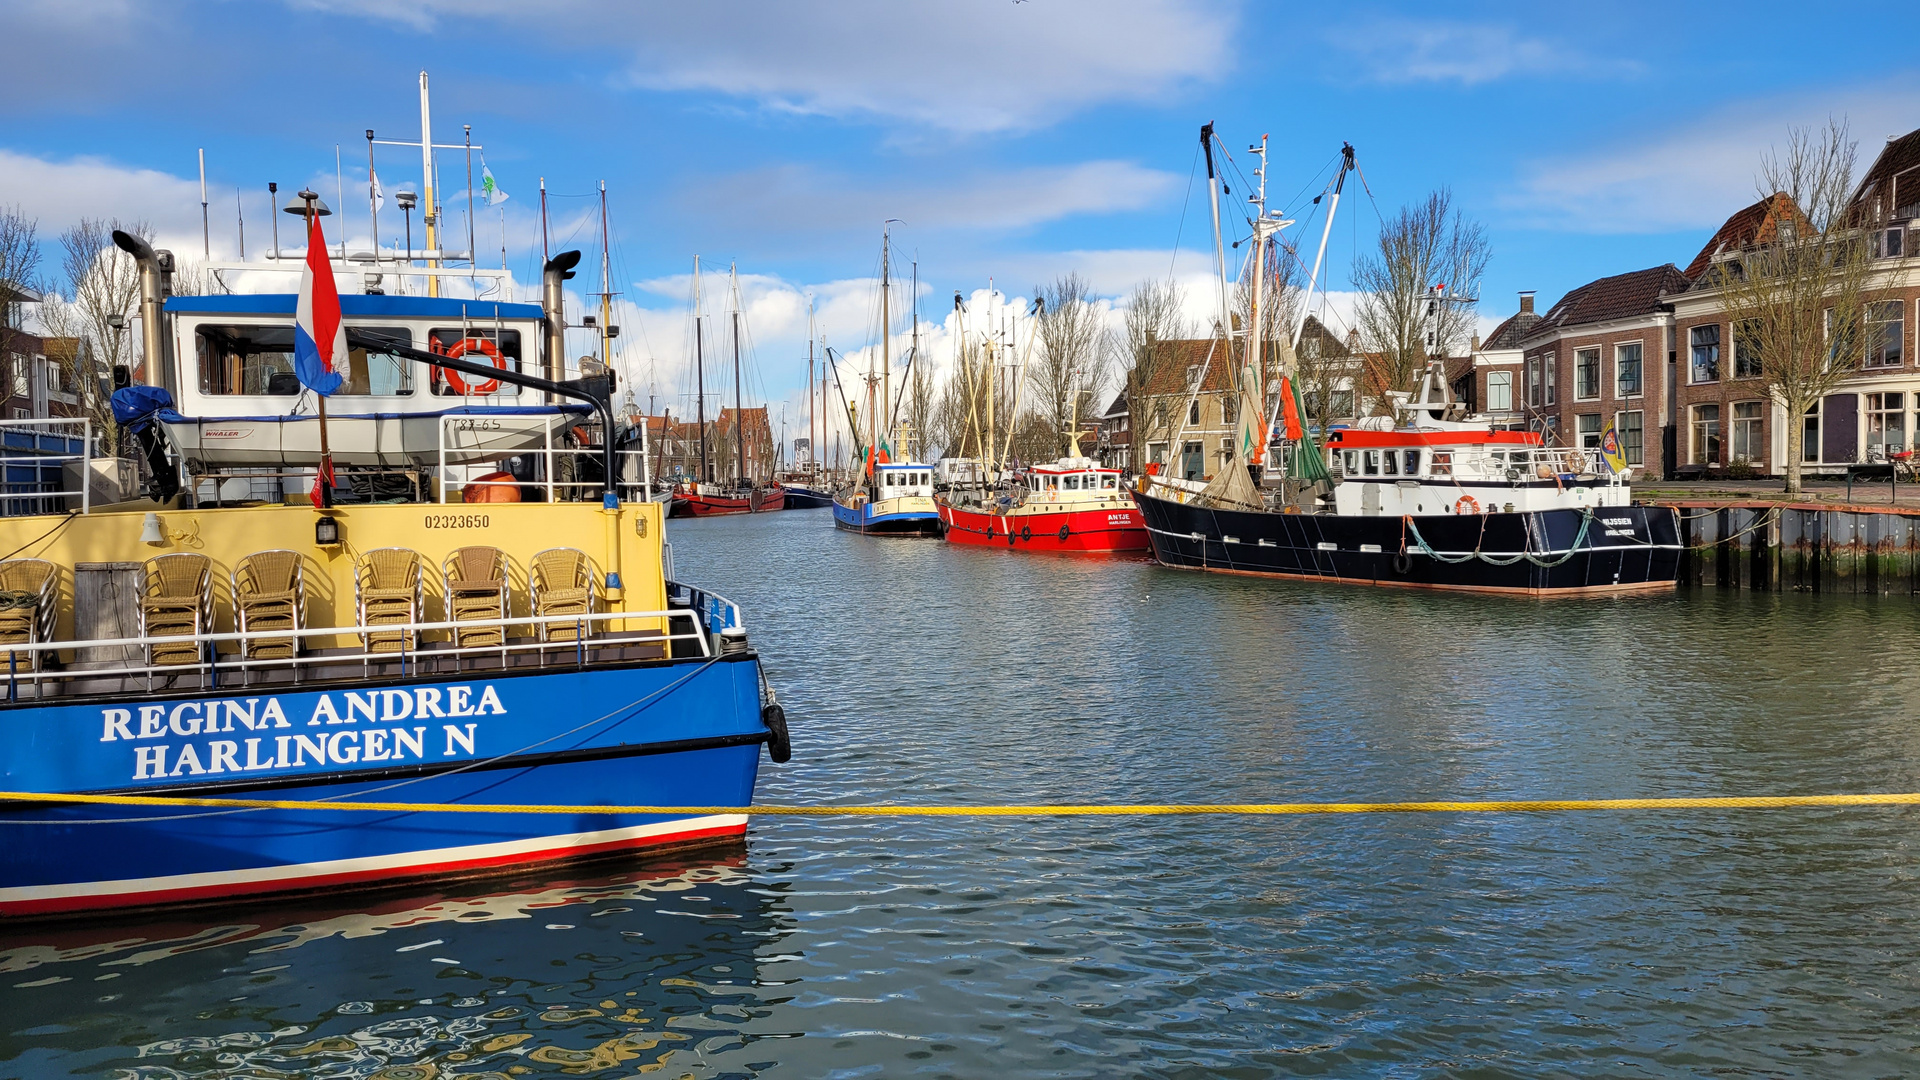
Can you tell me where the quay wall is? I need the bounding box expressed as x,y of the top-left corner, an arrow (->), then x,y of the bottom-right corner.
1655,501 -> 1920,594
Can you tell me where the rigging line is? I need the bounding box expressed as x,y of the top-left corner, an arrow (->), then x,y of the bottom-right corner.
0,656 -> 728,826
1167,139 -> 1202,282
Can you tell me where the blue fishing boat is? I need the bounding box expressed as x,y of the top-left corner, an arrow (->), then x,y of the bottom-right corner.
831,463 -> 940,535
0,159 -> 784,916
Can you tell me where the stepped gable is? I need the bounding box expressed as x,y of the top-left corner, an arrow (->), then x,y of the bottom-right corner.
1524,265 -> 1692,341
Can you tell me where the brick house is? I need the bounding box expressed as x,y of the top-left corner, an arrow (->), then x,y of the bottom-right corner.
1,330 -> 89,425
1094,392 -> 1130,471
1471,291 -> 1540,429
1666,134 -> 1920,476
1511,266 -> 1689,478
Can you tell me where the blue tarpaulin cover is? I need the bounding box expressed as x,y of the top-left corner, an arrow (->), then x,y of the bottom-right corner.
111,386 -> 182,432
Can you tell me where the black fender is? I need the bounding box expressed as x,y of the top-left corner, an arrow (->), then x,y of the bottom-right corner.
761,703 -> 792,763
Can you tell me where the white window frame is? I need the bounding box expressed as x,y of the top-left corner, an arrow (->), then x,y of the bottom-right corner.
1487,370 -> 1513,412
1730,400 -> 1764,463
1574,347 -> 1601,401
1615,409 -> 1644,466
1614,340 -> 1644,399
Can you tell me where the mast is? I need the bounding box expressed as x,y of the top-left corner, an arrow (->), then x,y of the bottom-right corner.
1271,143 -> 1355,444
1202,123 -> 1233,364
732,264 -> 744,487
419,72 -> 440,298
807,299 -> 817,475
598,181 -> 612,370
880,223 -> 893,460
1244,133 -> 1271,469
693,257 -> 708,485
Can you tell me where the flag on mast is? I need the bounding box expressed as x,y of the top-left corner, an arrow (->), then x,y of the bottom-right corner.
481,163 -> 509,205
294,215 -> 346,397
370,168 -> 384,212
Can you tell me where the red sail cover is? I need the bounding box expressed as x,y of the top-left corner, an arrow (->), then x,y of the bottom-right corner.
1279,376 -> 1303,441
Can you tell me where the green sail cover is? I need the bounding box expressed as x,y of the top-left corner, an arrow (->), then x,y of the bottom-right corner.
1288,377 -> 1332,482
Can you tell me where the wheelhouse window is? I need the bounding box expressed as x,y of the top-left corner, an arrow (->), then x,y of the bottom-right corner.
1615,342 -> 1643,397
1690,324 -> 1721,383
429,328 -> 523,396
1731,401 -> 1764,462
1691,403 -> 1721,464
1575,348 -> 1600,400
1866,301 -> 1905,368
1342,450 -> 1359,475
1381,449 -> 1398,476
1363,450 -> 1379,475
1866,392 -> 1906,453
1430,451 -> 1452,477
1487,370 -> 1513,411
196,324 -> 412,396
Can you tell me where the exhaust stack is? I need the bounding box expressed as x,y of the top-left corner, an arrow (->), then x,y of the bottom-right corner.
542,250 -> 582,395
111,230 -> 177,397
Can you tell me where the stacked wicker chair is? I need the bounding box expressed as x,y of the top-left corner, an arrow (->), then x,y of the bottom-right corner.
530,548 -> 594,643
355,548 -> 424,654
443,546 -> 509,649
233,550 -> 304,664
0,559 -> 59,672
139,553 -> 212,668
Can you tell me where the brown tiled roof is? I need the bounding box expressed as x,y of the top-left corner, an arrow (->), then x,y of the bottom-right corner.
1522,265 -> 1690,342
1851,127 -> 1920,220
1481,310 -> 1540,351
1683,193 -> 1811,279
1133,338 -> 1236,396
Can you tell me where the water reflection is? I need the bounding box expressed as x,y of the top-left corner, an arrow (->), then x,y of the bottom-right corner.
0,849 -> 792,1078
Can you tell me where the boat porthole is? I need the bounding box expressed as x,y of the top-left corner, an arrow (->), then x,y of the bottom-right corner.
1058,524 -> 1070,542
1021,524 -> 1032,541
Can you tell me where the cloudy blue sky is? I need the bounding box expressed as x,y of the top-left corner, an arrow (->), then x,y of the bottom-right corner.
5,0 -> 1917,428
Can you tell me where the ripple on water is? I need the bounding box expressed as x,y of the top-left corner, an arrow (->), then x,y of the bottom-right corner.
0,512 -> 1917,1077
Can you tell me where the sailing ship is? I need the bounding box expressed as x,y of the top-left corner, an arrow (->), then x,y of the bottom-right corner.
830,226 -> 940,536
781,301 -> 835,510
1129,126 -> 1679,594
0,92 -> 786,918
674,261 -> 786,516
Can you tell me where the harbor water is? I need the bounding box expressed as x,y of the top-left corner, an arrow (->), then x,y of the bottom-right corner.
4,509 -> 1920,1077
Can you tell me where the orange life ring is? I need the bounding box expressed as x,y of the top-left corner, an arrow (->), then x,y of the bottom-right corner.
435,337 -> 505,395
1454,495 -> 1480,515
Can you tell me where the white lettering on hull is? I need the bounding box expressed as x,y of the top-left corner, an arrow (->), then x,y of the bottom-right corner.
98,685 -> 505,780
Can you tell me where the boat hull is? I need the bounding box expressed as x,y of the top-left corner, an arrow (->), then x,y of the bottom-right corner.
832,496 -> 940,536
1131,489 -> 1680,594
680,485 -> 787,516
938,500 -> 1150,554
0,655 -> 769,918
783,485 -> 834,510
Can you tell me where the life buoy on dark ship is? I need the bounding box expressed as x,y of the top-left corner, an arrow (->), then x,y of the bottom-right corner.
437,337 -> 506,395
1455,495 -> 1479,515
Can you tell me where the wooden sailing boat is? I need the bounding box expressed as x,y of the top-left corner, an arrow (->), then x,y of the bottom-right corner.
781,299 -> 834,509
678,262 -> 786,515
831,225 -> 939,535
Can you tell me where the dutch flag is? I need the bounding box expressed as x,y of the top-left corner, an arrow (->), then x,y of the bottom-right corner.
294,213 -> 346,398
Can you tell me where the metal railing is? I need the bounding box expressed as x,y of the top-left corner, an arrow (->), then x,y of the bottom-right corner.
437,415 -> 654,504
1,607 -> 714,699
0,417 -> 93,516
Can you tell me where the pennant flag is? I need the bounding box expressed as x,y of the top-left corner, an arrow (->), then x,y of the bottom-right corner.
481,164 -> 509,205
370,168 -> 384,213
294,214 -> 346,398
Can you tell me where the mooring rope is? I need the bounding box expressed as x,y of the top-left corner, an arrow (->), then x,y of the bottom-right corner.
3,790 -> 1919,817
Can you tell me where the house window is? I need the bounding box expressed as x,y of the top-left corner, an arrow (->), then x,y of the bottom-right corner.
1615,343 -> 1642,397
1526,359 -> 1542,408
1866,301 -> 1904,368
1617,410 -> 1644,466
1866,392 -> 1906,453
1575,348 -> 1600,400
1544,356 -> 1556,406
1487,371 -> 1513,411
1187,399 -> 1200,425
1148,442 -> 1168,464
1577,413 -> 1602,448
1872,227 -> 1905,259
1181,440 -> 1203,480
1691,403 -> 1721,464
1222,396 -> 1236,425
1690,324 -> 1720,383
1733,320 -> 1763,378
1731,401 -> 1764,462
1803,407 -> 1820,463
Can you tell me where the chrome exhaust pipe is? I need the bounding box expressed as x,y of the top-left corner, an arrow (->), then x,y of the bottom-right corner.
542,250 -> 582,395
111,230 -> 176,397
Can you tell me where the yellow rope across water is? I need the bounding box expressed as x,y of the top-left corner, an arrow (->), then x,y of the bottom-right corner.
3,791 -> 1920,816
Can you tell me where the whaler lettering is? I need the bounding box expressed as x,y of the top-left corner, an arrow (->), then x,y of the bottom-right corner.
104,684 -> 505,781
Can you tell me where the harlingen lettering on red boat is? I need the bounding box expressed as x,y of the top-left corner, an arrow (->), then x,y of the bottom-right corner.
98,684 -> 508,780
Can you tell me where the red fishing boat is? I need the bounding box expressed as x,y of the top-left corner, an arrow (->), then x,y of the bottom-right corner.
676,479 -> 786,516
938,457 -> 1149,554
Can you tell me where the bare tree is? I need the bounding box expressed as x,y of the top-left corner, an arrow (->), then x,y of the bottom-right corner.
902,342 -> 937,460
0,207 -> 40,391
40,219 -> 152,452
1028,273 -> 1110,460
1294,317 -> 1360,435
1121,278 -> 1188,470
1351,189 -> 1489,411
1712,120 -> 1882,494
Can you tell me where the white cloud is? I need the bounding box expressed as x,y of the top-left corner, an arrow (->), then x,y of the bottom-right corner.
283,0 -> 1234,134
1327,19 -> 1639,86
0,148 -> 206,254
1505,76 -> 1920,234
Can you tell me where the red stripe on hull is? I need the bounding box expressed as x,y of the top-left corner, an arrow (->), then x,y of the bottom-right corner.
0,820 -> 746,918
938,503 -> 1151,554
